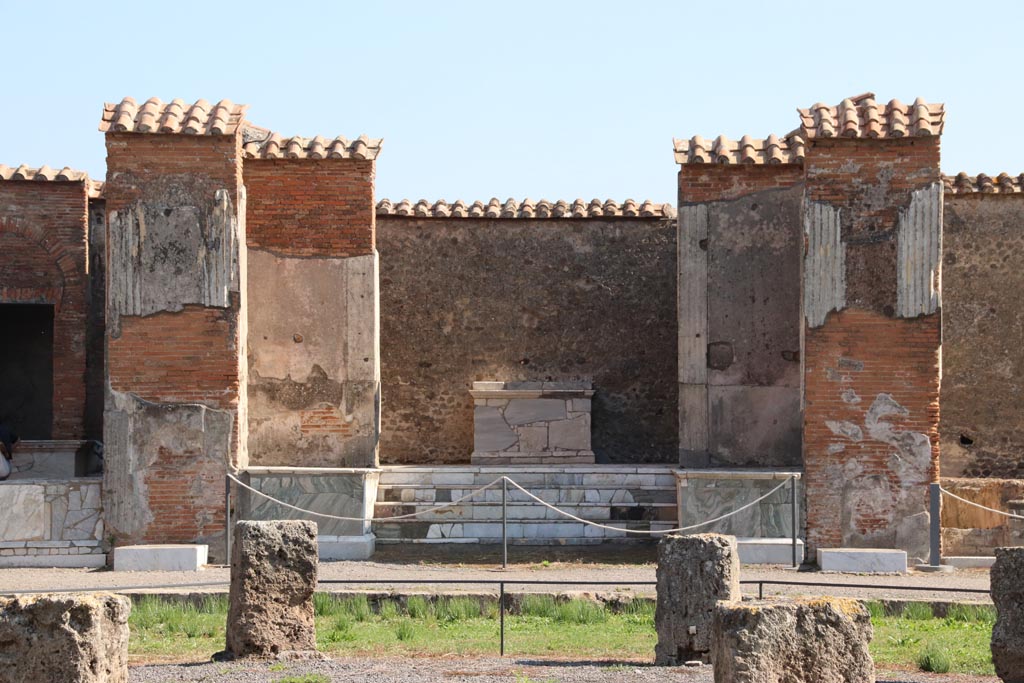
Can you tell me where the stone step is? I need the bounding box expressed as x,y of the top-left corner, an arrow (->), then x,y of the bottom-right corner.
377,488 -> 676,505
816,548 -> 908,573
372,519 -> 676,543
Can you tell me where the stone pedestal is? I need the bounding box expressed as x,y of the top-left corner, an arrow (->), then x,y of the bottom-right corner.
470,381 -> 594,464
992,547 -> 1024,683
712,597 -> 874,683
226,521 -> 318,658
0,593 -> 130,683
654,533 -> 740,665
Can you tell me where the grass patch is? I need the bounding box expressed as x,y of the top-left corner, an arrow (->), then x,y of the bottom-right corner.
126,593 -> 994,675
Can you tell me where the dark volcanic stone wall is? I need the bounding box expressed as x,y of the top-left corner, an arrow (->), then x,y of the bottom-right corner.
942,196 -> 1024,478
377,216 -> 678,464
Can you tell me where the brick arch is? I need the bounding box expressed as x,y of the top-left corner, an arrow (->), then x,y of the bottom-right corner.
0,217 -> 81,312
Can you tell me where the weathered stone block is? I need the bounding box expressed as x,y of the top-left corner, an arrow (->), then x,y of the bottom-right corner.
0,593 -> 130,683
712,598 -> 874,683
654,533 -> 740,665
227,520 -> 318,658
992,546 -> 1024,683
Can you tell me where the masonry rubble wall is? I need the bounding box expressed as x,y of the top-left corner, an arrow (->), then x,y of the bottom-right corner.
244,159 -> 379,468
102,124 -> 247,559
677,165 -> 804,468
941,192 -> 1024,480
376,212 -> 678,464
0,178 -> 93,440
991,546 -> 1024,683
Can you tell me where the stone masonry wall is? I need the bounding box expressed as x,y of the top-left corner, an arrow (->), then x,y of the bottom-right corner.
0,479 -> 104,566
0,181 -> 91,439
102,131 -> 246,555
941,195 -> 1024,479
376,215 -> 677,464
677,165 -> 804,467
803,137 -> 942,562
244,159 -> 379,467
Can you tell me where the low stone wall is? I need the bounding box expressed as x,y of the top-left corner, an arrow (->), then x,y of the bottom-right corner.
940,478 -> 1024,556
0,478 -> 105,567
675,471 -> 804,539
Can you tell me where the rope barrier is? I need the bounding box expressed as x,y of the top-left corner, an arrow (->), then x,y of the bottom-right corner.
504,476 -> 792,535
939,486 -> 1024,521
229,471 -> 794,535
227,472 -> 504,522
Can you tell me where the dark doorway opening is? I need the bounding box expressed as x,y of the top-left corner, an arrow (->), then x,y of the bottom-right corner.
0,304 -> 54,439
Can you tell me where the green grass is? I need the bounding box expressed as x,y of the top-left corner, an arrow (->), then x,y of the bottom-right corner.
126,593 -> 995,675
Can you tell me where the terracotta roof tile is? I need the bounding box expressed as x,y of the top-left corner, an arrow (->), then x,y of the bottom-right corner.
673,132 -> 806,165
242,126 -> 382,161
376,198 -> 676,219
100,97 -> 248,135
798,93 -> 945,139
943,172 -> 1024,195
0,164 -> 90,182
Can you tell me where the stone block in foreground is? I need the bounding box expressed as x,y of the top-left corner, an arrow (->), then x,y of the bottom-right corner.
992,546 -> 1024,683
712,597 -> 874,683
227,520 -> 318,658
0,592 -> 130,683
654,533 -> 740,665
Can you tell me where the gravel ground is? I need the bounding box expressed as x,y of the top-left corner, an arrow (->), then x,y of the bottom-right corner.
0,560 -> 991,603
128,656 -> 999,683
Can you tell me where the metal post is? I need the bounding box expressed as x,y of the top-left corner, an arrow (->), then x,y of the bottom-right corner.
758,582 -> 764,600
790,476 -> 799,569
499,581 -> 505,656
929,482 -> 941,567
224,474 -> 232,564
502,477 -> 508,570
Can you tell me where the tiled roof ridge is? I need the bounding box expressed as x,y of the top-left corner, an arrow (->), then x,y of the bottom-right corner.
798,93 -> 945,139
241,125 -> 382,161
376,198 -> 676,219
0,164 -> 90,182
673,130 -> 806,165
99,97 -> 249,135
944,172 -> 1024,195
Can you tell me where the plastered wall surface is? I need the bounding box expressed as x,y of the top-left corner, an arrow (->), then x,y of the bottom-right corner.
941,196 -> 1024,478
376,216 -> 678,464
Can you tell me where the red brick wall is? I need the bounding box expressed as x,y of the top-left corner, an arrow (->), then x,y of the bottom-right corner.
0,181 -> 90,439
802,137 -> 942,557
679,165 -> 804,203
804,308 -> 941,549
104,131 -> 243,551
244,159 -> 375,257
108,305 -> 239,409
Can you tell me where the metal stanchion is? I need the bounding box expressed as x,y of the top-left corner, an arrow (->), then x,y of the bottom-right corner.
499,581 -> 506,656
791,476 -> 799,568
502,477 -> 508,569
224,475 -> 232,563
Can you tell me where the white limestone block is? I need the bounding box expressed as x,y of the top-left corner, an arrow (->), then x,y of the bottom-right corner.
817,548 -> 907,573
113,544 -> 208,571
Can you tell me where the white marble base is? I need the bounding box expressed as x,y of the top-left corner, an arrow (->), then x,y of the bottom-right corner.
0,554 -> 106,569
817,548 -> 908,573
319,534 -> 375,561
113,544 -> 208,571
736,537 -> 804,565
943,556 -> 996,569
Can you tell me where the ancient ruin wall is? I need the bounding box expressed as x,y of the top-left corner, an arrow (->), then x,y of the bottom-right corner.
677,165 -> 804,467
0,180 -> 91,439
244,159 -> 379,468
103,129 -> 246,553
802,137 -> 942,562
376,214 -> 678,464
941,194 -> 1024,479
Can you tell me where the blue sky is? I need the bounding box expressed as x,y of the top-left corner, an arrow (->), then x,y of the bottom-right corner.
1,1 -> 1020,202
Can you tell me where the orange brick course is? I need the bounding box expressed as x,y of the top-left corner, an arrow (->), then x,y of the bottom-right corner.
244,159 -> 375,257
678,164 -> 804,203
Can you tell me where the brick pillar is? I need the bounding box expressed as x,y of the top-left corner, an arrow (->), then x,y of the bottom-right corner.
100,98 -> 248,557
242,133 -> 381,468
674,136 -> 804,467
799,96 -> 944,563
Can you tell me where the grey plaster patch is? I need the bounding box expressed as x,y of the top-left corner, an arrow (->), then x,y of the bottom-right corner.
826,420 -> 864,442
804,200 -> 846,327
